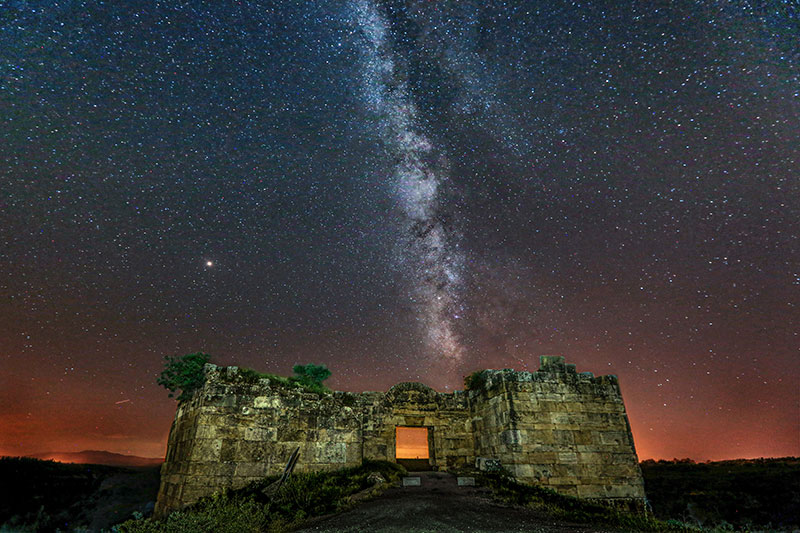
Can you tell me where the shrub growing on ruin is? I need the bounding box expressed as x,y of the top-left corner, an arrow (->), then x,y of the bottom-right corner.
236,366 -> 333,395
157,352 -> 212,401
291,363 -> 331,391
464,370 -> 487,392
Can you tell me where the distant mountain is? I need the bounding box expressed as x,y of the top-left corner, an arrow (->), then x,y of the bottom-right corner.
28,450 -> 163,467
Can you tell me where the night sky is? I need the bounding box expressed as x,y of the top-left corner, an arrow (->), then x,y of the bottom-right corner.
1,1 -> 798,461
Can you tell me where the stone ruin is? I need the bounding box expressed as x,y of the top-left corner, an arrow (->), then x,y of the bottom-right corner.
155,355 -> 647,515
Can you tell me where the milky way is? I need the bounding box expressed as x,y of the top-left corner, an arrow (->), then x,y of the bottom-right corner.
351,0 -> 467,365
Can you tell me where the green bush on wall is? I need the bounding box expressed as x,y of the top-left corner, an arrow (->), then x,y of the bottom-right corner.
292,363 -> 331,387
464,370 -> 488,392
157,352 -> 212,401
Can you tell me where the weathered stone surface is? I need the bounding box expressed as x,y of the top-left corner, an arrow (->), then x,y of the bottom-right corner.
154,355 -> 647,516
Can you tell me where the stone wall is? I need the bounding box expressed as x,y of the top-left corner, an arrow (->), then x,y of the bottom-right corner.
360,382 -> 475,471
155,367 -> 364,515
472,356 -> 646,506
155,356 -> 646,516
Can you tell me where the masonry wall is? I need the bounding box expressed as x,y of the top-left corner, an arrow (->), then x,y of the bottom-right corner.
360,382 -> 475,471
473,357 -> 646,507
155,357 -> 646,516
155,366 -> 363,516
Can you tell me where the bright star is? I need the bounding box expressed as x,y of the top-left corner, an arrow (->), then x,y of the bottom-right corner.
206,260 -> 214,267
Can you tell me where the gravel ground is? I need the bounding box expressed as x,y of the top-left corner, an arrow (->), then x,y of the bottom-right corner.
293,471 -> 621,533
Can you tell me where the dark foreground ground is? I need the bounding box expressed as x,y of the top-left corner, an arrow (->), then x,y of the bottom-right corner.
2,457 -> 798,531
641,457 -> 800,530
294,471 -> 620,533
0,457 -> 160,532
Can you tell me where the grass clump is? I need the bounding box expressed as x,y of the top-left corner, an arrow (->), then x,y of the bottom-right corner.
115,496 -> 271,533
238,368 -> 332,395
464,370 -> 488,392
479,471 -> 699,532
116,460 -> 406,533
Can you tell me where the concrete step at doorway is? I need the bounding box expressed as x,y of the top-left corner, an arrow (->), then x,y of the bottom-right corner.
401,471 -> 470,489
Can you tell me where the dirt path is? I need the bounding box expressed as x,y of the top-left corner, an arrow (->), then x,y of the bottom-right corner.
294,472 -> 620,533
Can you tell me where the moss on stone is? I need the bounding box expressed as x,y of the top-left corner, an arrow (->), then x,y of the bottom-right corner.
237,367 -> 332,395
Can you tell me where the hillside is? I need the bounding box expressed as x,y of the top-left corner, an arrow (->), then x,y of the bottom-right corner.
28,450 -> 163,467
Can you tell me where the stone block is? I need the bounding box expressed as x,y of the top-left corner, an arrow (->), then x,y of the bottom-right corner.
244,426 -> 274,442
235,462 -> 267,478
552,484 -> 579,497
536,430 -> 555,445
315,442 -> 347,464
539,355 -> 566,371
557,452 -> 578,464
553,463 -> 579,477
577,484 -> 605,498
281,426 -> 309,441
476,457 -> 503,471
238,440 -> 273,462
219,440 -> 240,462
501,429 -> 524,445
181,486 -> 211,503
553,430 -> 575,445
402,477 -> 421,486
549,476 -> 579,486
526,451 -> 557,464
194,425 -> 218,439
457,477 -> 476,486
254,396 -> 282,409
599,431 -> 625,446
512,464 -> 534,478
574,430 -> 594,445
191,439 -> 222,461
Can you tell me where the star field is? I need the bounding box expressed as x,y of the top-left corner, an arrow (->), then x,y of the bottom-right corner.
0,0 -> 798,460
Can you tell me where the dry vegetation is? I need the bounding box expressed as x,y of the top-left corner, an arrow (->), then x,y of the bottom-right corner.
116,460 -> 405,533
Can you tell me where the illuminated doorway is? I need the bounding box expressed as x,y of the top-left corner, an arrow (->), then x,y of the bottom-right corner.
395,426 -> 431,471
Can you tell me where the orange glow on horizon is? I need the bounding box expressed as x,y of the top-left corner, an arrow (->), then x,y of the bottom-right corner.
396,426 -> 429,459
32,453 -> 83,464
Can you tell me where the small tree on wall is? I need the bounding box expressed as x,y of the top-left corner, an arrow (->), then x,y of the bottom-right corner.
292,363 -> 331,390
157,352 -> 212,401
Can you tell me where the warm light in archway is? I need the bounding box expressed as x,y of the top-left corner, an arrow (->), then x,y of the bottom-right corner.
396,426 -> 429,459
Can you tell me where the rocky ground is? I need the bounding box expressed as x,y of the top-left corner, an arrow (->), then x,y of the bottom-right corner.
85,466 -> 160,531
293,471 -> 622,533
